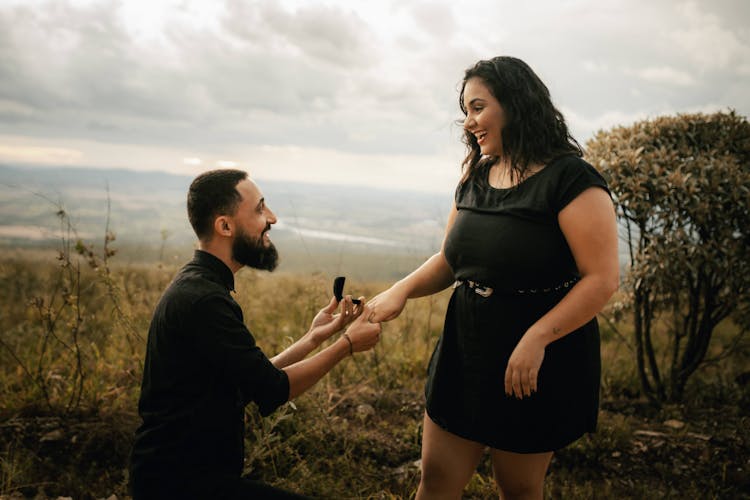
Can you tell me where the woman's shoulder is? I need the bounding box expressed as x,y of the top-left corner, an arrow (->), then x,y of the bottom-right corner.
541,154 -> 606,187
546,154 -> 597,175
545,154 -> 610,212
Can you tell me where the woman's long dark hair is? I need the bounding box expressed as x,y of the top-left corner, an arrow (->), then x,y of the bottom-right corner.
459,56 -> 582,183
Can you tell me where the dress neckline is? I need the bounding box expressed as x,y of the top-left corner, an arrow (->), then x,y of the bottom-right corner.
484,158 -> 559,192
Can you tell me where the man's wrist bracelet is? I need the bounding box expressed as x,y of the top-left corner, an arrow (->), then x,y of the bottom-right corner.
342,332 -> 353,356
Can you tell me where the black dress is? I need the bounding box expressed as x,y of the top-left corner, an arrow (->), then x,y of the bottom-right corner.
426,154 -> 609,453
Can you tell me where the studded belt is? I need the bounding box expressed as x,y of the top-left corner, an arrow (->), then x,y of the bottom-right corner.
453,276 -> 580,298
452,280 -> 494,297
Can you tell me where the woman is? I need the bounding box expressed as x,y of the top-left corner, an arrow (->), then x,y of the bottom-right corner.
367,56 -> 619,499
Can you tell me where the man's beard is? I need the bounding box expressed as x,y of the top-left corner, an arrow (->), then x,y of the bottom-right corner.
232,226 -> 279,271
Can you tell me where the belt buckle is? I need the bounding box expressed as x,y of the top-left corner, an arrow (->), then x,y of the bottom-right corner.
455,280 -> 493,297
468,280 -> 493,297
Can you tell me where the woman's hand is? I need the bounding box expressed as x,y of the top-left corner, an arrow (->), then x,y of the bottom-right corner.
309,295 -> 363,345
504,334 -> 547,399
366,285 -> 409,323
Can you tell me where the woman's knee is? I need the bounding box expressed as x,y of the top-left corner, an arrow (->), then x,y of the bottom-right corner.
417,415 -> 485,498
419,455 -> 452,490
491,450 -> 551,500
496,478 -> 543,500
418,445 -> 481,497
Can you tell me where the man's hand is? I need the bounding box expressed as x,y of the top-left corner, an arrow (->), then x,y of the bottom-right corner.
309,295 -> 363,345
343,304 -> 381,353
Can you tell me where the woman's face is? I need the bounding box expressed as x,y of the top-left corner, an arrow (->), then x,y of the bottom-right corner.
462,77 -> 507,157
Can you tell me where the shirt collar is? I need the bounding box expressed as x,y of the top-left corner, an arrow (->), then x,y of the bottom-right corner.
192,249 -> 235,291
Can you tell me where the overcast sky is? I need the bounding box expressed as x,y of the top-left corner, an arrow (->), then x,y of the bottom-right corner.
0,0 -> 748,193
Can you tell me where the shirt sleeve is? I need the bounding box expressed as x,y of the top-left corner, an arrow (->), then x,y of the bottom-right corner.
552,157 -> 611,214
193,293 -> 289,416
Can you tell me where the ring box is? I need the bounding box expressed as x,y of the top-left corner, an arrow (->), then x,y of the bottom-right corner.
333,276 -> 361,304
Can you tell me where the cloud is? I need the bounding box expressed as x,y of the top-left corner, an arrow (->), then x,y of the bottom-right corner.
561,107 -> 654,144
223,1 -> 374,68
630,66 -> 697,87
0,0 -> 463,157
0,1 -> 201,138
0,143 -> 83,164
668,1 -> 750,71
239,143 -> 462,194
0,0 -> 748,193
0,99 -> 36,123
407,1 -> 458,41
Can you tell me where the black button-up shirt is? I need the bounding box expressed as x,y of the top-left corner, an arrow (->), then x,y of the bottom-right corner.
130,250 -> 289,483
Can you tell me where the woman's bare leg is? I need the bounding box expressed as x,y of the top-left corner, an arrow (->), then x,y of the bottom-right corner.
489,448 -> 553,500
416,412 -> 486,500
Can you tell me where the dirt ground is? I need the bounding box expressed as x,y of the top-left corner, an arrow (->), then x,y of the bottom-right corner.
1,391 -> 748,499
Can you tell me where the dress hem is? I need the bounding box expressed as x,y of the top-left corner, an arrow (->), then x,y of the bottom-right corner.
424,405 -> 594,454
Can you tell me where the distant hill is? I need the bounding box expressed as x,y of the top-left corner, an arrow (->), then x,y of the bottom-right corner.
0,164 -> 450,279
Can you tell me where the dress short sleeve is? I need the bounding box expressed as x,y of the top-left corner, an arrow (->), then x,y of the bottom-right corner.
552,157 -> 610,214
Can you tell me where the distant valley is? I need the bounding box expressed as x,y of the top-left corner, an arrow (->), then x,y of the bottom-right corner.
0,164 -> 450,280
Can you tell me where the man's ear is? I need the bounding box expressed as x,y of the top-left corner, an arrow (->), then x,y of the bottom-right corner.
214,216 -> 233,238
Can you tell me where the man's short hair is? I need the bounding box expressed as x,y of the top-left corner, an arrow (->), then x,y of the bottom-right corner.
187,169 -> 248,240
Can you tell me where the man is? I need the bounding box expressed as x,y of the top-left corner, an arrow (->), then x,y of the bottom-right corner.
130,169 -> 381,499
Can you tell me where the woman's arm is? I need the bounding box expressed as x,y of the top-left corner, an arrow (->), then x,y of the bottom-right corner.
504,187 -> 619,398
367,201 -> 459,322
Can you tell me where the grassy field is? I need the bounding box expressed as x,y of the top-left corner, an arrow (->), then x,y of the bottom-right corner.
0,252 -> 748,499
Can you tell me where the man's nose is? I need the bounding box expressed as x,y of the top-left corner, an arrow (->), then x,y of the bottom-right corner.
266,207 -> 278,224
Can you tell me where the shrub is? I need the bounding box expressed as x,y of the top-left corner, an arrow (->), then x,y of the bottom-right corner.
587,110 -> 750,403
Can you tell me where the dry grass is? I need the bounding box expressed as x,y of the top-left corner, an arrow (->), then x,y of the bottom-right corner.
0,256 -> 748,499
